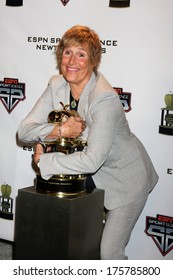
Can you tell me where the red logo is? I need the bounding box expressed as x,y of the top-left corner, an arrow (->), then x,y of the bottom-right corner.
114,87 -> 132,113
0,78 -> 25,114
145,214 -> 173,256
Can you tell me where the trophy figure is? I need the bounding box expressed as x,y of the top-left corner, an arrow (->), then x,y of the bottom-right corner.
36,102 -> 87,197
159,92 -> 173,135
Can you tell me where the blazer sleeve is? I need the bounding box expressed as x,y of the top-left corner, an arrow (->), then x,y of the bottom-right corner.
17,76 -> 62,142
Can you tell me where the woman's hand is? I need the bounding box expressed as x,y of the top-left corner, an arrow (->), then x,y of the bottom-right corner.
33,116 -> 85,165
33,143 -> 44,165
46,116 -> 86,139
61,116 -> 86,138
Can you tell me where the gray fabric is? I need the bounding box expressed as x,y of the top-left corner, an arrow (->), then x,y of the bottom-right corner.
0,240 -> 13,260
101,194 -> 148,259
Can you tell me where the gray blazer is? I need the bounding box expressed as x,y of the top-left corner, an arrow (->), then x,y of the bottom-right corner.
18,72 -> 158,210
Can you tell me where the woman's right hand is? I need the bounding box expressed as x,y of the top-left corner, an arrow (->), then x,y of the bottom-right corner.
46,116 -> 86,139
61,116 -> 86,138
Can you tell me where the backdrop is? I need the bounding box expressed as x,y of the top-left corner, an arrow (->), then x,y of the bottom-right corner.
0,0 -> 173,260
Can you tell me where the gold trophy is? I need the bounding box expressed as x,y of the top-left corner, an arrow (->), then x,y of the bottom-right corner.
36,102 -> 87,197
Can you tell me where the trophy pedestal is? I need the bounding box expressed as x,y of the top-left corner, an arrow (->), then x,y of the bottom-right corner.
14,186 -> 104,260
159,125 -> 173,135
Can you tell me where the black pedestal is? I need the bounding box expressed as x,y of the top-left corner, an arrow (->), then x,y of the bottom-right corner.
14,187 -> 104,260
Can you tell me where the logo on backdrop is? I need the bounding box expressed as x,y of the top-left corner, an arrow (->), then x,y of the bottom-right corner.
0,78 -> 25,114
145,214 -> 173,256
167,168 -> 173,175
109,0 -> 130,7
5,0 -> 131,8
114,87 -> 131,113
6,0 -> 23,6
6,0 -> 71,6
60,0 -> 70,6
0,183 -> 13,220
27,36 -> 118,53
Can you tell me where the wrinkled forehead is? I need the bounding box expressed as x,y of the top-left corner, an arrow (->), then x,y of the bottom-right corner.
63,37 -> 89,50
64,44 -> 89,53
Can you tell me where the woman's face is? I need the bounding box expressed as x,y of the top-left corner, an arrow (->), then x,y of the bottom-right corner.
61,45 -> 94,88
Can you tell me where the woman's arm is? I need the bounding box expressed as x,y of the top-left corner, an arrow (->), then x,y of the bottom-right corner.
18,77 -> 85,142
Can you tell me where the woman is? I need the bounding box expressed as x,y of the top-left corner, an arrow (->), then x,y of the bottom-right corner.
18,25 -> 158,259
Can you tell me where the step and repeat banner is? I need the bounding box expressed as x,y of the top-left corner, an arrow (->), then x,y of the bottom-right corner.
0,0 -> 173,259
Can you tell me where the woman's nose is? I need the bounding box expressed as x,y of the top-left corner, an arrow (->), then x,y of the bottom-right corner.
69,54 -> 76,65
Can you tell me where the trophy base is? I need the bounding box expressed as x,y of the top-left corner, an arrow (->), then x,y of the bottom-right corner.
36,174 -> 87,197
159,125 -> 173,135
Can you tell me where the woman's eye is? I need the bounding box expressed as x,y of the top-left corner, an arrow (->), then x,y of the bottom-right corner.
79,53 -> 85,57
63,50 -> 70,55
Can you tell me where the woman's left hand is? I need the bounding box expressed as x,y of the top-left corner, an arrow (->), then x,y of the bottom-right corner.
33,143 -> 44,165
